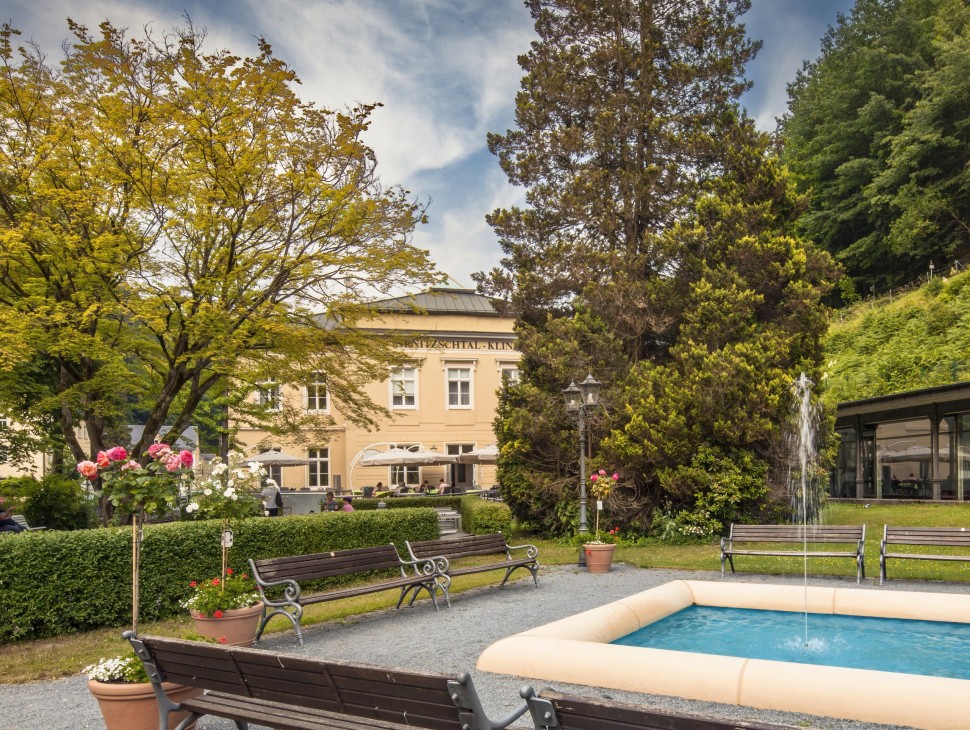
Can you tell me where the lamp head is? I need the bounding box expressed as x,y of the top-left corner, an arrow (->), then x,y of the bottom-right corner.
562,382 -> 581,413
578,374 -> 602,407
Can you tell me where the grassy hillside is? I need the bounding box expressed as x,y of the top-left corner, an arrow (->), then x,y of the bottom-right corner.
823,269 -> 970,407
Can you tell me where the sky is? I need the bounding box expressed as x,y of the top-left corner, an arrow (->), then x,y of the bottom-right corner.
3,0 -> 855,290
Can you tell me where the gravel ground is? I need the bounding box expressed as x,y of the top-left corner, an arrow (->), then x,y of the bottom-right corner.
2,564 -> 967,730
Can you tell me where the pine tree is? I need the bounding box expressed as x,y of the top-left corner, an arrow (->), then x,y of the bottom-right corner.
482,0 -> 835,535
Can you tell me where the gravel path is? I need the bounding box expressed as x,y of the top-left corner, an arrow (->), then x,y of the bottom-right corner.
2,564 -> 967,730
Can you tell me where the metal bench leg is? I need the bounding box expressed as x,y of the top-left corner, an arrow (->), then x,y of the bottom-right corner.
256,605 -> 304,646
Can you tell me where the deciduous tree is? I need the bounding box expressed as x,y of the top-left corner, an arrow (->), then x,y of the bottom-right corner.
0,20 -> 440,469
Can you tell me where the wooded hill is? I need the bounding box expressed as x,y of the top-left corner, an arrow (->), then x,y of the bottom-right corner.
822,270 -> 970,408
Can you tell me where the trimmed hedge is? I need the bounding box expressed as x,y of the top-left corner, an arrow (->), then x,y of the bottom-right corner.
459,495 -> 512,535
0,508 -> 439,643
351,494 -> 513,536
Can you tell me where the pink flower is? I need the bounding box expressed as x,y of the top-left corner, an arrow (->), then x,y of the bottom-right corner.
598,469 -> 606,476
226,568 -> 234,575
590,474 -> 598,481
121,460 -> 140,471
147,443 -> 171,459
218,636 -> 228,644
189,581 -> 197,587
179,449 -> 194,468
164,453 -> 181,472
612,473 -> 619,480
77,461 -> 99,479
212,578 -> 220,586
213,610 -> 223,619
96,452 -> 110,468
105,446 -> 128,462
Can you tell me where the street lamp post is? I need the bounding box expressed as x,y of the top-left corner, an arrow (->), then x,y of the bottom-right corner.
563,373 -> 602,566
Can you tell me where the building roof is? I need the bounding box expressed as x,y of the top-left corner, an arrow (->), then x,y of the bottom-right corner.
835,381 -> 970,428
370,287 -> 504,317
128,425 -> 199,451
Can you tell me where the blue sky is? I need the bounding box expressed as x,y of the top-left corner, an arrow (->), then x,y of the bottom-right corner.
3,0 -> 854,288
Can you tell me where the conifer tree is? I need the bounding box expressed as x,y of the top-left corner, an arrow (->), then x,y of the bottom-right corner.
482,0 -> 835,535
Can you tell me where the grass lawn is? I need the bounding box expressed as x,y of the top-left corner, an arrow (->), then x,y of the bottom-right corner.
4,502 -> 970,684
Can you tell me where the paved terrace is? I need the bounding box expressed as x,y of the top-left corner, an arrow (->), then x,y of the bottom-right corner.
2,564 -> 962,729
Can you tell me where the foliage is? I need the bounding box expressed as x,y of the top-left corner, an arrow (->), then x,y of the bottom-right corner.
77,444 -> 194,521
0,19 -> 441,469
181,568 -> 261,617
458,495 -> 513,535
184,459 -> 264,522
588,469 -> 619,541
656,446 -> 770,540
2,474 -> 97,531
481,1 -> 835,538
780,0 -> 968,295
83,652 -> 149,684
822,269 -> 970,405
0,508 -> 439,643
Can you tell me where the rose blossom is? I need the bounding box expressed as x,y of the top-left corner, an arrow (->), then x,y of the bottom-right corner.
147,443 -> 171,459
590,474 -> 598,481
105,446 -> 128,462
96,452 -> 110,468
214,610 -> 223,619
164,453 -> 182,472
121,460 -> 140,471
179,450 -> 194,468
76,461 -> 98,479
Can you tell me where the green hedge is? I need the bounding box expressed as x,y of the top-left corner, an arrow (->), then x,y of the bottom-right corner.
0,508 -> 439,643
458,495 -> 512,535
351,495 -> 464,510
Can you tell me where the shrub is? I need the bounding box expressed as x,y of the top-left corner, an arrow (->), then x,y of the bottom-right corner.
0,475 -> 96,530
459,495 -> 512,535
0,507 -> 439,643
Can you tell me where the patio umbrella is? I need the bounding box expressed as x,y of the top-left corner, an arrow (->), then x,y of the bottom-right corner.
246,450 -> 310,466
456,444 -> 499,464
358,447 -> 456,466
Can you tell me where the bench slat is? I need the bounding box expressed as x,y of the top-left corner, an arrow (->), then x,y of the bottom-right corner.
721,524 -> 865,583
532,690 -> 790,730
881,525 -> 970,583
140,637 -> 249,694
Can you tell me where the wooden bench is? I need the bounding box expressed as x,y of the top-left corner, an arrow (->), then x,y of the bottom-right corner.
126,632 -> 527,730
12,514 -> 45,531
522,688 -> 792,730
248,543 -> 447,645
880,525 -> 970,583
405,532 -> 539,605
720,524 -> 866,583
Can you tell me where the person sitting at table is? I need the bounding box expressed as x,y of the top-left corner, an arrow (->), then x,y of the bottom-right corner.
321,490 -> 340,512
418,479 -> 429,493
341,496 -> 355,512
0,497 -> 25,533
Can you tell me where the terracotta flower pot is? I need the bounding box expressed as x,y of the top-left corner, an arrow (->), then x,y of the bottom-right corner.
190,601 -> 264,646
87,679 -> 199,730
583,542 -> 616,573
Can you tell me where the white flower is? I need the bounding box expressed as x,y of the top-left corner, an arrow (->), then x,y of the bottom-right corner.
223,487 -> 235,498
203,488 -> 212,496
211,463 -> 227,476
231,494 -> 238,501
185,502 -> 199,513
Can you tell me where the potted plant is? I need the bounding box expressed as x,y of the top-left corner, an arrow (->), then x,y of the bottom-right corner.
182,459 -> 265,644
77,444 -> 194,633
84,651 -> 198,730
583,469 -> 620,573
182,568 -> 263,646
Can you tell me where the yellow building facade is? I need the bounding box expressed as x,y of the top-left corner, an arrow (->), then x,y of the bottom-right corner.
235,288 -> 519,498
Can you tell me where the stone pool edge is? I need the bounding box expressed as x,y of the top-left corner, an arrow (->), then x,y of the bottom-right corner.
476,580 -> 970,730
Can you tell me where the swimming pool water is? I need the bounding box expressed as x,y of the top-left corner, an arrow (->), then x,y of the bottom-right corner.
612,605 -> 970,680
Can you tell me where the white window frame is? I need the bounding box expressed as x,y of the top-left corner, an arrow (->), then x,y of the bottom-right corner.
442,359 -> 476,410
305,373 -> 329,413
308,447 -> 329,489
499,365 -> 521,387
256,377 -> 281,412
446,367 -> 473,409
390,367 -> 418,409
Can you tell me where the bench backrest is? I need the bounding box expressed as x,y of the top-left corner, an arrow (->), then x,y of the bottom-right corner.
728,524 -> 864,544
408,532 -> 509,561
249,543 -> 404,583
883,526 -> 970,547
130,634 -> 468,730
527,690 -> 790,730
